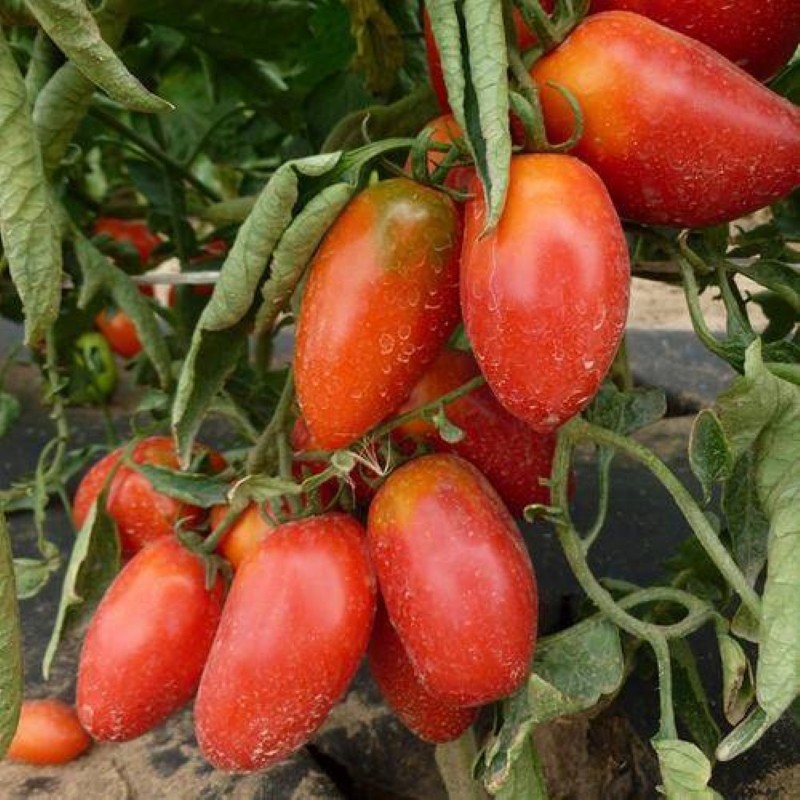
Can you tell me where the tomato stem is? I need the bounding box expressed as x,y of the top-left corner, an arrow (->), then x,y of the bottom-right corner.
247,370 -> 295,475
435,728 -> 487,800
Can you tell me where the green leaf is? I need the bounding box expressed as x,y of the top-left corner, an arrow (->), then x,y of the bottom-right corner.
13,557 -> 58,600
73,233 -> 172,388
716,340 -> 800,724
653,739 -> 722,799
689,410 -> 733,502
172,153 -> 343,466
731,260 -> 800,313
129,463 -> 229,508
716,705 -> 771,762
25,0 -> 171,112
42,494 -> 120,679
430,405 -> 465,444
586,382 -> 667,435
0,511 -> 23,758
716,629 -> 755,726
495,739 -> 549,800
0,26 -> 62,345
0,391 -> 20,438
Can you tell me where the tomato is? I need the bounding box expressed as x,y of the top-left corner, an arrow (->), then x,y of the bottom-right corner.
195,514 -> 376,772
94,308 -> 142,358
589,1 -> 800,81
368,601 -> 477,743
6,699 -> 91,765
406,115 -> 475,194
395,348 -> 558,516
209,502 -> 274,569
295,178 -> 462,450
368,454 -> 537,706
93,218 -> 161,265
531,12 -> 800,228
72,436 -> 226,556
76,538 -> 224,741
70,332 -> 117,404
461,155 -> 629,431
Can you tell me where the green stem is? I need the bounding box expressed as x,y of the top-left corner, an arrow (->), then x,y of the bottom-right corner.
247,371 -> 296,475
435,729 -> 487,800
42,331 -> 69,484
514,0 -> 558,51
651,633 -> 678,740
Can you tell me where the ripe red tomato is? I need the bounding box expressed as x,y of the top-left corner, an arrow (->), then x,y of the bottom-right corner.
531,12 -> 800,228
208,502 -> 274,569
368,454 -> 537,706
195,514 -> 376,772
93,218 -> 161,265
94,308 -> 142,358
395,348 -> 558,516
72,436 -> 226,556
76,538 -> 224,741
589,1 -> 800,81
406,115 -> 475,194
6,699 -> 91,765
295,178 -> 462,450
461,155 -> 629,431
369,601 -> 477,743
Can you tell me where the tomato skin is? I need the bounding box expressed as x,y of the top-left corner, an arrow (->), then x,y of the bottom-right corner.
368,454 -> 537,706
461,155 -> 629,432
93,218 -> 161,265
369,601 -> 477,743
589,1 -> 800,81
95,308 -> 142,358
7,700 -> 91,765
295,178 -> 462,450
72,436 -> 226,556
195,514 -> 376,772
531,12 -> 800,228
76,538 -> 224,741
209,502 -> 274,569
395,348 -> 558,516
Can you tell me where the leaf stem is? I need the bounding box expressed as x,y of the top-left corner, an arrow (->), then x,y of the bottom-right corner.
247,371 -> 296,475
435,728 -> 487,800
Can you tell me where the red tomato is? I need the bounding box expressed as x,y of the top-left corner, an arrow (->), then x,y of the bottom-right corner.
72,436 -> 226,556
395,348 -> 558,516
93,218 -> 161,265
195,514 -> 376,772
7,699 -> 91,765
76,538 -> 224,741
531,12 -> 800,227
94,308 -> 142,358
368,454 -> 537,706
461,155 -> 629,431
589,1 -> 800,81
295,178 -> 462,450
369,601 -> 477,743
209,502 -> 274,569
406,115 -> 475,194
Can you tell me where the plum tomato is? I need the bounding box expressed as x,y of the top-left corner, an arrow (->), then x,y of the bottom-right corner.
6,699 -> 91,765
94,308 -> 142,359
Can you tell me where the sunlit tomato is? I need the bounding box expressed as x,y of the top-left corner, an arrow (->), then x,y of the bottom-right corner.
94,308 -> 142,358
208,502 -> 274,569
368,601 -> 477,742
295,178 -> 462,450
93,218 -> 161,265
70,332 -> 117,404
396,348 -> 557,516
531,12 -> 800,227
195,514 -> 376,772
589,1 -> 800,81
461,155 -> 629,431
72,436 -> 226,556
76,538 -> 224,741
368,454 -> 537,706
406,115 -> 475,194
6,700 -> 91,765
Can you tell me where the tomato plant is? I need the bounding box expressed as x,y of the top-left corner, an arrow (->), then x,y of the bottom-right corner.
6,699 -> 91,765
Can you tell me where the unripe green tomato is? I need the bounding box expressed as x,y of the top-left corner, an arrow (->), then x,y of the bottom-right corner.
70,332 -> 117,404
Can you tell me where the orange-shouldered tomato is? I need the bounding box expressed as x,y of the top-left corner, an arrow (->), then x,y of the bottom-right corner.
7,700 -> 91,765
209,502 -> 274,569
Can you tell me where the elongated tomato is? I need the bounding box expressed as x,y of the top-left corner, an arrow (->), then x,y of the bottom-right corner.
368,454 -> 537,706
76,538 -> 224,741
369,601 -> 477,743
590,1 -> 800,81
461,154 -> 629,431
295,178 -> 462,449
7,700 -> 91,765
531,12 -> 800,227
195,514 -> 376,772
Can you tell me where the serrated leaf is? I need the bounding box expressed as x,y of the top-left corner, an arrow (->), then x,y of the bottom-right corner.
172,153 -> 344,466
13,557 -> 57,600
717,629 -> 755,726
0,27 -> 62,344
42,495 -> 120,679
586,382 -> 667,435
716,340 -> 800,724
25,0 -> 171,112
0,512 -> 23,758
653,739 -> 722,799
689,410 -> 733,502
73,234 -> 172,388
0,391 -> 20,438
130,463 -> 229,508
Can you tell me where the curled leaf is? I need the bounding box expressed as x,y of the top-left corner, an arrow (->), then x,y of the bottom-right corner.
0,512 -> 23,758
